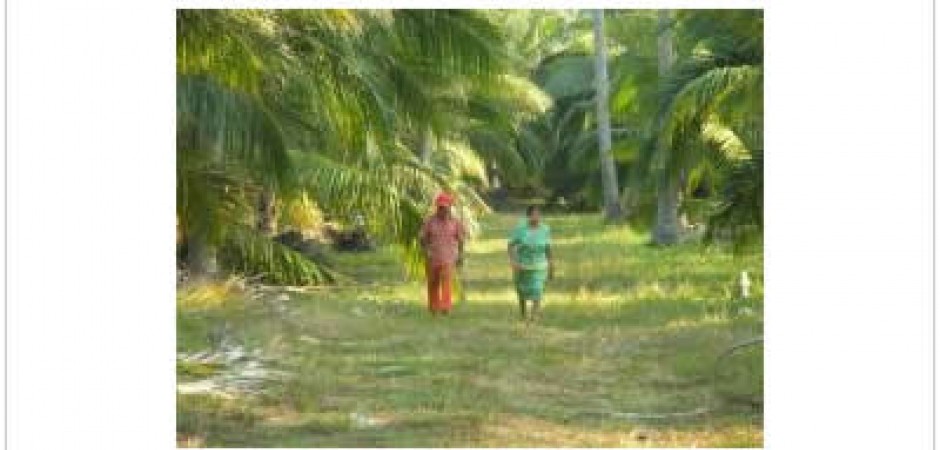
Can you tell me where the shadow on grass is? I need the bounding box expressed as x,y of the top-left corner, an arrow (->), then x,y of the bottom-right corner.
178,296 -> 763,447
178,213 -> 763,447
180,397 -> 488,448
181,395 -> 760,448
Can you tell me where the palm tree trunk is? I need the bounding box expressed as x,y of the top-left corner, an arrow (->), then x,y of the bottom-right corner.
187,236 -> 219,277
591,9 -> 622,221
654,175 -> 681,244
420,126 -> 433,164
653,9 -> 681,244
678,170 -> 690,230
187,125 -> 224,278
257,188 -> 277,236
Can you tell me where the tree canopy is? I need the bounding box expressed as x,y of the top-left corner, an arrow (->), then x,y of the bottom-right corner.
176,9 -> 764,284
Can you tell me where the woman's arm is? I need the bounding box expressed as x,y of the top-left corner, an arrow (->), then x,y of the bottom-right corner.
419,221 -> 431,257
458,239 -> 465,266
545,226 -> 553,279
546,243 -> 554,279
507,226 -> 523,271
507,242 -> 522,271
456,221 -> 466,266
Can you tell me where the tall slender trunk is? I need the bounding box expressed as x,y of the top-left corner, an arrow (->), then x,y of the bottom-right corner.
420,126 -> 433,164
654,175 -> 681,244
257,188 -> 277,236
591,9 -> 622,221
678,171 -> 690,229
653,9 -> 681,244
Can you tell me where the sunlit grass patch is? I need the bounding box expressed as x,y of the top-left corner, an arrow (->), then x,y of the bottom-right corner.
177,212 -> 763,447
177,393 -> 259,442
177,360 -> 223,380
177,277 -> 247,311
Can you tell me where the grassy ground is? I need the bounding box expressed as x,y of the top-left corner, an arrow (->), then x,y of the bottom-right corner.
177,213 -> 764,448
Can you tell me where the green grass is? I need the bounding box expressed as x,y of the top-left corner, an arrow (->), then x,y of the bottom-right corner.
177,212 -> 763,447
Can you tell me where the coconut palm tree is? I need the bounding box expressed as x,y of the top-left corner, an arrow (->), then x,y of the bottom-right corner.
652,9 -> 681,245
591,9 -> 623,220
504,10 -> 656,211
177,9 -> 531,283
177,10 -> 293,277
637,9 -> 763,246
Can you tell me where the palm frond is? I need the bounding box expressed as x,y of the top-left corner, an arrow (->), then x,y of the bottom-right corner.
705,143 -> 763,250
660,64 -> 762,151
177,74 -> 290,186
272,11 -> 398,152
649,59 -> 762,181
463,126 -> 531,181
220,224 -> 336,285
290,151 -> 434,245
478,74 -> 553,117
432,139 -> 489,186
177,158 -> 257,246
177,9 -> 272,94
700,116 -> 751,164
676,9 -> 763,62
390,10 -> 508,84
535,53 -> 595,99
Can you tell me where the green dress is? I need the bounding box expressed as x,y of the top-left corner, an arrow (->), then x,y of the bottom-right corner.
509,221 -> 551,301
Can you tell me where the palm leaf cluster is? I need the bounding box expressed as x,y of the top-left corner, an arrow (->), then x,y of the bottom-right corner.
176,9 -> 765,285
649,9 -> 763,244
499,10 -> 763,245
488,11 -> 663,208
177,9 -> 546,284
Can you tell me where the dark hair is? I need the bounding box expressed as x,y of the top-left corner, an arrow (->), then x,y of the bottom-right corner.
526,205 -> 539,216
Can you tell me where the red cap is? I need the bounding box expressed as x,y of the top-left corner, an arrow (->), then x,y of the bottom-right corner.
434,192 -> 454,207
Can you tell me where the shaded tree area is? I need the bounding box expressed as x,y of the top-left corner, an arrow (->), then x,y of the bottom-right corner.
176,9 -> 764,285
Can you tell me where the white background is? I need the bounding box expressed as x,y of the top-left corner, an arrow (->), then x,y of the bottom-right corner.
2,0 -> 934,449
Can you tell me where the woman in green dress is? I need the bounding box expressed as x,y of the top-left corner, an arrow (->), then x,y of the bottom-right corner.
508,205 -> 554,322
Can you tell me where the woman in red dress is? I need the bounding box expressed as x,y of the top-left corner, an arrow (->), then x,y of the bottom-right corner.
419,193 -> 466,316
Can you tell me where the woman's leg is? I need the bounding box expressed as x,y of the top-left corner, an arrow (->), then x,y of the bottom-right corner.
528,270 -> 547,322
426,262 -> 441,315
439,263 -> 453,313
529,300 -> 541,322
514,271 -> 527,319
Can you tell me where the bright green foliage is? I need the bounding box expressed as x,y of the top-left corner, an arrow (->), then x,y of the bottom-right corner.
176,9 -> 538,283
219,225 -> 336,285
176,9 -> 764,283
639,10 -> 764,243
177,213 -> 763,447
487,10 -> 762,246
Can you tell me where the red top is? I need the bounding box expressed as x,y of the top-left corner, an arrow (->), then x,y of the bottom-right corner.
421,215 -> 465,266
